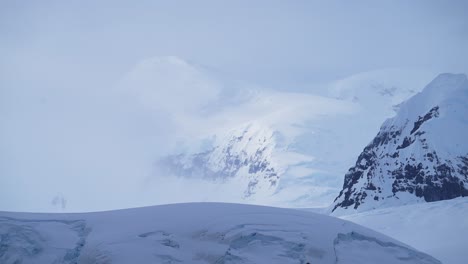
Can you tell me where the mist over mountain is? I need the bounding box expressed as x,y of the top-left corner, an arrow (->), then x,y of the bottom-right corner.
148,60 -> 437,208
2,2 -> 468,263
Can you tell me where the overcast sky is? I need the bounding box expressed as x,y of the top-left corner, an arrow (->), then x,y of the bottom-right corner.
1,0 -> 467,89
1,0 -> 467,212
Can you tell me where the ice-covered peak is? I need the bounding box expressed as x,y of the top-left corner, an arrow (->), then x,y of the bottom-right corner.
396,73 -> 468,120
425,73 -> 467,92
332,73 -> 468,214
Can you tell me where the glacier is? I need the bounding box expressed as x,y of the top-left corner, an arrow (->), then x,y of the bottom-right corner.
0,203 -> 441,264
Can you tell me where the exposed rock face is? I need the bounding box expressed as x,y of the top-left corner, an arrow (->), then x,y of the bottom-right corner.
332,73 -> 468,213
158,123 -> 280,197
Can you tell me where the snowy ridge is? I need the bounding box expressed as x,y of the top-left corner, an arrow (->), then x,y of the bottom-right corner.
0,203 -> 441,264
332,73 -> 468,214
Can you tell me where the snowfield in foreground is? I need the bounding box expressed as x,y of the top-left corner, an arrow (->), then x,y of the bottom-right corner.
0,203 -> 441,264
340,197 -> 468,264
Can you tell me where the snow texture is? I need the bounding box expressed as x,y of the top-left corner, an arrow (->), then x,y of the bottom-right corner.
0,203 -> 441,264
158,122 -> 280,198
340,197 -> 468,264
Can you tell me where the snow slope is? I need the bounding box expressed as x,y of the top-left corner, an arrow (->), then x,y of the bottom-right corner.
0,203 -> 441,264
332,73 -> 468,213
340,197 -> 468,264
154,91 -> 357,207
158,122 -> 281,198
153,68 -> 436,209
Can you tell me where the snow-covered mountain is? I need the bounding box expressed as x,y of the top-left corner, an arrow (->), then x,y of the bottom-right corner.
152,67 -> 438,208
332,73 -> 468,214
158,122 -> 281,198
0,203 -> 441,264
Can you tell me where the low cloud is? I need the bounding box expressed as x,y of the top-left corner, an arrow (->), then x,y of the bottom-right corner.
0,55 -> 445,212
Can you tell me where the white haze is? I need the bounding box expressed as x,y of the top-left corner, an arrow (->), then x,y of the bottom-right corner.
1,0 -> 467,212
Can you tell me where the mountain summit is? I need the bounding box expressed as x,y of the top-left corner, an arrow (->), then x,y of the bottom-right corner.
332,73 -> 468,213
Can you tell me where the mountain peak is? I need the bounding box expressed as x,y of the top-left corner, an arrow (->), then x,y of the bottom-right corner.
331,73 -> 468,214
396,73 -> 468,117
419,72 -> 468,99
428,73 -> 467,86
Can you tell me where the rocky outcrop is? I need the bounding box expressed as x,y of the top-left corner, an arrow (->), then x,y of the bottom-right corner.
332,73 -> 468,213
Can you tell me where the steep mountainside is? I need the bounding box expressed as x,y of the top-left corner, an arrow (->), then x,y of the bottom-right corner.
332,73 -> 468,214
158,123 -> 281,198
